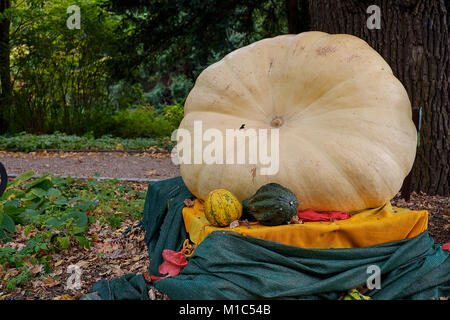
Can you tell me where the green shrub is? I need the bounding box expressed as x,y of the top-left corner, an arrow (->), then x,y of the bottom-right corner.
143,83 -> 168,108
162,100 -> 185,129
143,74 -> 193,109
109,106 -> 174,138
0,132 -> 170,151
170,75 -> 193,103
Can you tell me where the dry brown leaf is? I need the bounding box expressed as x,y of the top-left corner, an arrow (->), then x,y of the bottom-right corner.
229,220 -> 240,229
75,260 -> 89,268
53,294 -> 75,300
145,169 -> 157,176
0,293 -> 12,300
29,264 -> 43,275
44,277 -> 60,288
148,287 -> 157,300
54,260 -> 64,267
111,266 -> 125,277
3,269 -> 19,281
184,199 -> 195,207
288,215 -> 300,224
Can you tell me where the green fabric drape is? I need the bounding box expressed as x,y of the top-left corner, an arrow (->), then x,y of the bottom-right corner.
154,230 -> 449,300
141,176 -> 194,277
85,274 -> 150,300
86,177 -> 450,300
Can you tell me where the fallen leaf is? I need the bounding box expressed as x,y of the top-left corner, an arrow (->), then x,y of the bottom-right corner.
31,280 -> 44,289
111,266 -> 125,277
44,277 -> 60,287
145,169 -> 157,176
107,250 -> 127,259
75,260 -> 89,268
0,293 -> 12,300
288,215 -> 300,224
54,260 -> 64,267
184,199 -> 195,208
229,220 -> 240,229
53,294 -> 75,300
148,288 -> 157,300
29,264 -> 43,275
3,269 -> 19,281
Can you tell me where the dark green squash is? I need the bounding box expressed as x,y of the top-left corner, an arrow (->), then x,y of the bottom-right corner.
242,183 -> 298,226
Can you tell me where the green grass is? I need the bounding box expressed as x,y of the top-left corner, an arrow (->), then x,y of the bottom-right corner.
0,172 -> 147,290
0,132 -> 172,152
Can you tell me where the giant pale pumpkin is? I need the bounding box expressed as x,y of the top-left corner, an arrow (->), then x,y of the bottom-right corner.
177,31 -> 417,212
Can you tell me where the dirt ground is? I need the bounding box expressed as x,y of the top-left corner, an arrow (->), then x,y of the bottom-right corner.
392,192 -> 450,245
0,150 -> 180,181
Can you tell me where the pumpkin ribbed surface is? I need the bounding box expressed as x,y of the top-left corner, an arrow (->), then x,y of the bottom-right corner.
204,189 -> 242,227
179,31 -> 417,212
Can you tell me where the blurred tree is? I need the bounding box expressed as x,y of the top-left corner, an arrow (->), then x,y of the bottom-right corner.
5,0 -> 128,134
104,0 -> 312,107
308,0 -> 449,196
103,0 -> 302,81
286,0 -> 309,34
0,0 -> 11,133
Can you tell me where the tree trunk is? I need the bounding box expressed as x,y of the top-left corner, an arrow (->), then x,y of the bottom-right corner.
0,0 -> 11,133
286,0 -> 310,34
307,0 -> 449,196
298,0 -> 310,33
285,0 -> 300,33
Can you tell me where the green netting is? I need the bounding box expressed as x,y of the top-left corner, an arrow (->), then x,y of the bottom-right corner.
140,176 -> 194,277
86,177 -> 450,300
85,274 -> 149,300
154,230 -> 450,300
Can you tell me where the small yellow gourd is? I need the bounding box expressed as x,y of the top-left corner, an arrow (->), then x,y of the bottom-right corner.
204,189 -> 242,227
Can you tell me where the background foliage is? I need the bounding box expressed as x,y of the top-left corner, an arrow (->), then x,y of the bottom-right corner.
0,0 -> 297,137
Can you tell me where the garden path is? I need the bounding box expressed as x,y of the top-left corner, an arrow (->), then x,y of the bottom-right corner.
0,150 -> 180,182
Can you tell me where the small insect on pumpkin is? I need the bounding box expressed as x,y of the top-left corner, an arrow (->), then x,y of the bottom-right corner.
204,189 -> 243,227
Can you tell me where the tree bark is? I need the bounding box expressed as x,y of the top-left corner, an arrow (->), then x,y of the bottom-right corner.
0,0 -> 11,133
286,0 -> 310,34
298,0 -> 310,33
307,0 -> 449,196
285,0 -> 300,33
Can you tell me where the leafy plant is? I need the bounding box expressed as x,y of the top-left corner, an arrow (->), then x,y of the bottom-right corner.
0,172 -> 147,290
0,172 -> 90,245
108,106 -> 175,138
0,132 -> 171,152
162,100 -> 185,129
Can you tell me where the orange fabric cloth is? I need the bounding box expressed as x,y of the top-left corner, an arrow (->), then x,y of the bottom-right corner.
182,200 -> 428,249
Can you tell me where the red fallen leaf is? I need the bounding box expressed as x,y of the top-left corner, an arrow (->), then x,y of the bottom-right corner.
149,249 -> 189,281
298,209 -> 351,222
143,271 -> 166,282
149,275 -> 168,281
159,249 -> 188,276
